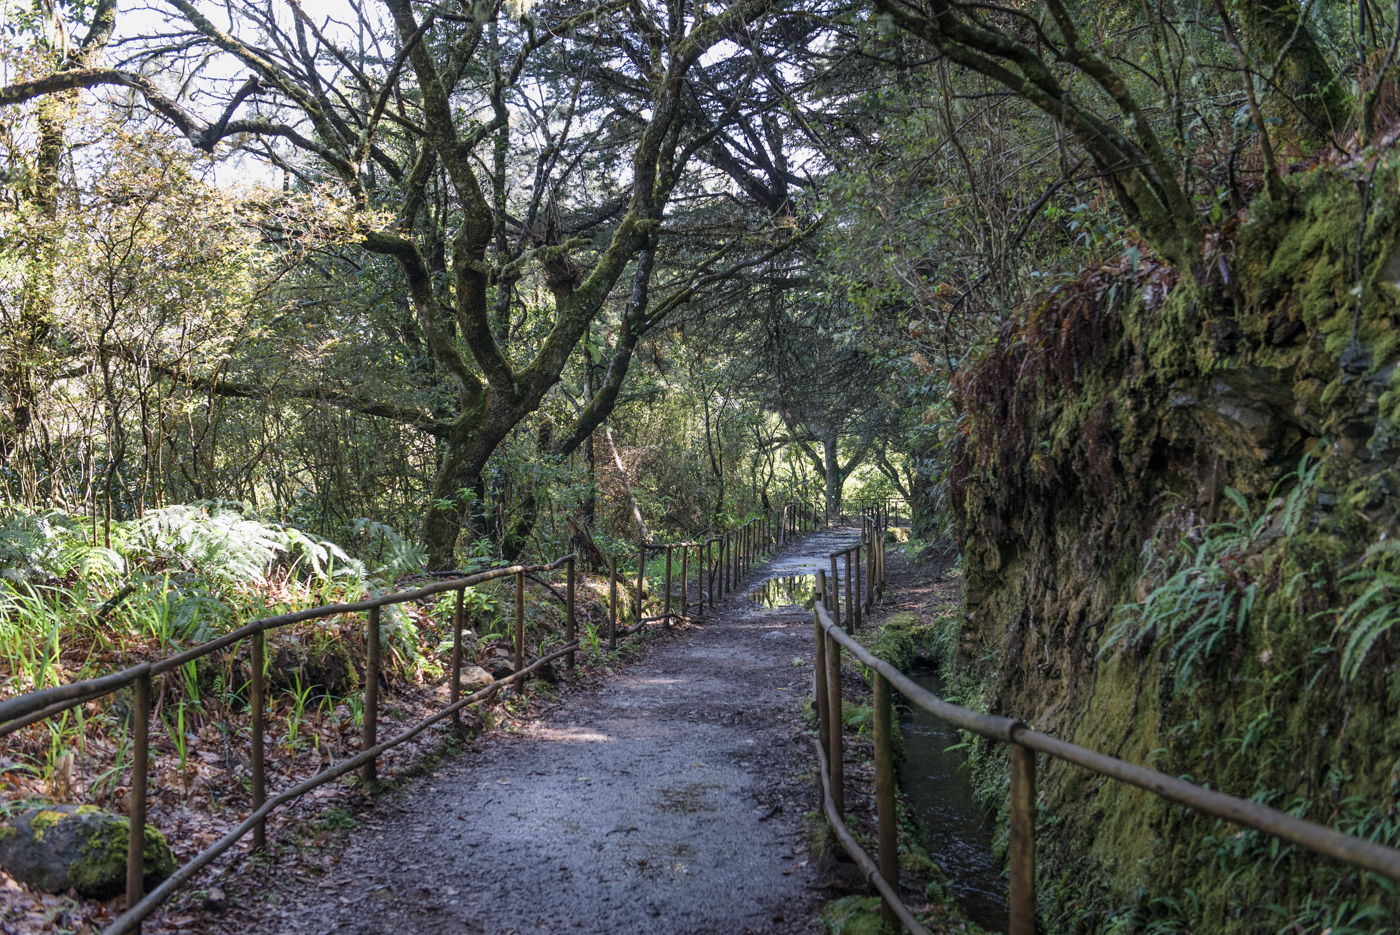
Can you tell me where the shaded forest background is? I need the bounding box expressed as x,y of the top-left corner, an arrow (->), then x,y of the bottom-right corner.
4,0 -> 1400,931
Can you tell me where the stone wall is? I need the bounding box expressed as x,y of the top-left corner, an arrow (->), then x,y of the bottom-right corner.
947,156 -> 1400,931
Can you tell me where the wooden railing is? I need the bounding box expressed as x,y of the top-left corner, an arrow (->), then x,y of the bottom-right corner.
824,513 -> 888,632
812,523 -> 1400,934
840,496 -> 908,529
0,501 -> 828,934
635,502 -> 825,623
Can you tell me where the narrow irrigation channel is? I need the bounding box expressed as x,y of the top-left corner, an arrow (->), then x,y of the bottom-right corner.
747,542 -> 1010,933
901,669 -> 1010,932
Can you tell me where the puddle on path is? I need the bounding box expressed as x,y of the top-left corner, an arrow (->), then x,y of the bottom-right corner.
746,574 -> 817,610
901,668 -> 1010,932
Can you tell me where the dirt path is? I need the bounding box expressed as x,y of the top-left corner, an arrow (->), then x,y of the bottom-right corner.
223,529 -> 860,935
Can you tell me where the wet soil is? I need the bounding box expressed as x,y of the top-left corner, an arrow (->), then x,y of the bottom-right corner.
215,529 -> 861,935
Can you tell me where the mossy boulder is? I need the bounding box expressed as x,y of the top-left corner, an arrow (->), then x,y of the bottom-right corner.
0,804 -> 176,899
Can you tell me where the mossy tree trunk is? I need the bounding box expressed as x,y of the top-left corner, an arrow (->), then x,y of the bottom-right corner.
0,0 -> 116,480
1234,0 -> 1349,143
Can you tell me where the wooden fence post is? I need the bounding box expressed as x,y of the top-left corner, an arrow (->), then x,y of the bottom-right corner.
608,556 -> 618,651
814,571 -> 830,755
1010,744 -> 1037,935
635,543 -> 646,623
866,527 -> 876,612
848,548 -> 860,630
826,632 -> 844,816
513,571 -> 525,673
361,606 -> 381,784
451,588 -> 464,732
250,633 -> 265,848
126,671 -> 151,920
566,557 -> 577,669
830,555 -> 841,628
663,545 -> 673,618
874,671 -> 899,924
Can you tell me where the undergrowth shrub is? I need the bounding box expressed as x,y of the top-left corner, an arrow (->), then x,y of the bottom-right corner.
0,503 -> 456,801
0,502 -> 430,700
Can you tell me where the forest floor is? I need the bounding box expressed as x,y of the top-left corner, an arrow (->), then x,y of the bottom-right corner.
157,528 -> 866,935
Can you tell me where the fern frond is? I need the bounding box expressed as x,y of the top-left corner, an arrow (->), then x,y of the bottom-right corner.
348,517 -> 424,581
59,541 -> 126,584
1337,567 -> 1400,682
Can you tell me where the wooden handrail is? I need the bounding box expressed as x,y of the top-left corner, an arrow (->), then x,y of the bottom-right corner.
1,499 -> 834,933
811,526 -> 1400,935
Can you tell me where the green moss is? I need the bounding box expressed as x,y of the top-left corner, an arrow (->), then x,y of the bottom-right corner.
69,815 -> 175,899
804,808 -> 835,863
30,809 -> 66,840
861,611 -> 926,672
950,152 -> 1400,932
896,826 -> 941,884
0,826 -> 18,842
821,896 -> 897,935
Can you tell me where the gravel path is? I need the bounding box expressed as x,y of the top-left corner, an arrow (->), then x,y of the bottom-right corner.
233,529 -> 859,935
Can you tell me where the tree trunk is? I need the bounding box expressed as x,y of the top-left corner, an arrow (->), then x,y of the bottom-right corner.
823,434 -> 843,519
908,457 -> 942,541
1,2 -> 115,474
605,425 -> 648,540
500,486 -> 537,562
582,337 -> 597,529
420,398 -> 520,569
703,390 -> 725,521
421,425 -> 488,570
1235,0 -> 1348,143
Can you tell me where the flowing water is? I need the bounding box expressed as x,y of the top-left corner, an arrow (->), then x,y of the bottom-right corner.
901,668 -> 1010,932
742,572 -> 1008,931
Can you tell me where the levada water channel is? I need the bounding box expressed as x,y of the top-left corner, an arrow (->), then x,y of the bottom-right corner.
746,576 -> 1009,931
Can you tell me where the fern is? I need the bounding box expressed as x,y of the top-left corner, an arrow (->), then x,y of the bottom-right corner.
0,505 -> 131,588
123,577 -> 230,644
279,526 -> 365,582
0,506 -> 83,583
60,541 -> 126,585
134,503 -> 285,587
1100,453 -> 1322,691
1101,517 -> 1259,691
133,502 -> 387,593
348,518 -> 426,581
1337,540 -> 1400,683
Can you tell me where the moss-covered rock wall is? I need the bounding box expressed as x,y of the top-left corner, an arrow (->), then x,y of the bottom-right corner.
949,155 -> 1400,931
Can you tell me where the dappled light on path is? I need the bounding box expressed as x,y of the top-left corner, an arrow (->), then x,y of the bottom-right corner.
223,530 -> 861,935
